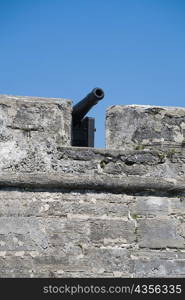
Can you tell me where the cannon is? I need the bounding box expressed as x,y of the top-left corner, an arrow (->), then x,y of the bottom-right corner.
72,88 -> 104,147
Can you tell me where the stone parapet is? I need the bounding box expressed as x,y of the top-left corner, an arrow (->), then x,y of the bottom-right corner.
106,105 -> 185,150
0,95 -> 72,159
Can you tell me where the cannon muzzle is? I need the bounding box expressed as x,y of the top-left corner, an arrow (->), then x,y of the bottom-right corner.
72,88 -> 104,147
72,88 -> 104,126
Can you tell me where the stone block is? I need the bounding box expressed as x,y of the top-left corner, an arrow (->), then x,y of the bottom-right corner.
130,196 -> 170,217
0,94 -> 72,172
45,218 -> 90,247
106,105 -> 185,150
138,218 -> 184,249
90,219 -> 135,246
133,257 -> 185,277
0,217 -> 48,250
86,248 -> 133,274
0,256 -> 34,278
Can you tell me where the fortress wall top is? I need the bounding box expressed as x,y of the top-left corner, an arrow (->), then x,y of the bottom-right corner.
0,95 -> 72,163
106,105 -> 185,150
1,94 -> 185,278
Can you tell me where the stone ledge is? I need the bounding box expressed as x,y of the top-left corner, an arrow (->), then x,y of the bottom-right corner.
0,173 -> 185,193
0,146 -> 185,193
1,146 -> 185,173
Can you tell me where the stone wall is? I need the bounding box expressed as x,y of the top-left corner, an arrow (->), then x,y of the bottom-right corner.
0,95 -> 185,277
106,104 -> 185,151
0,95 -> 72,165
1,189 -> 185,278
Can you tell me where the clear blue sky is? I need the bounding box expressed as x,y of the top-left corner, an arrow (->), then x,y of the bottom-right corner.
0,0 -> 185,148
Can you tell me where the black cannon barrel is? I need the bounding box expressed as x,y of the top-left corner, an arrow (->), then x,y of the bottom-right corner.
72,88 -> 104,125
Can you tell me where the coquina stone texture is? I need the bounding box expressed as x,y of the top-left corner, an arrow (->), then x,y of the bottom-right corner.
0,95 -> 185,277
0,94 -> 72,172
106,105 -> 185,151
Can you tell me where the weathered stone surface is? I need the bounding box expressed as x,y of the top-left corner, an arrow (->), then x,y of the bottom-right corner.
0,94 -> 72,172
106,105 -> 185,150
90,219 -> 135,246
86,248 -> 133,275
130,196 -> 170,217
132,250 -> 185,277
130,196 -> 185,217
0,190 -> 130,217
133,258 -> 185,277
0,217 -> 48,250
1,172 -> 185,194
0,100 -> 185,278
1,146 -> 185,193
0,190 -> 185,277
137,218 -> 185,249
0,256 -> 35,278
